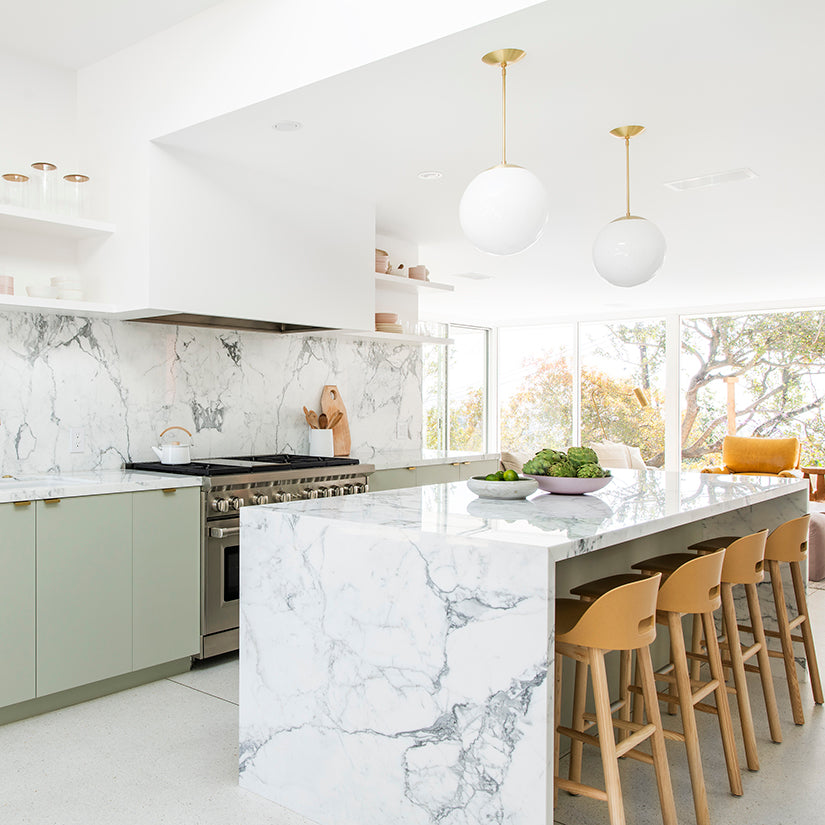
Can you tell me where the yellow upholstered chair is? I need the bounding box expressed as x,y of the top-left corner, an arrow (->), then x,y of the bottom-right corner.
701,435 -> 801,477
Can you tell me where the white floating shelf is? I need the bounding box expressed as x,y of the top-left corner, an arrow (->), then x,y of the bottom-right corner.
0,205 -> 115,239
0,294 -> 123,317
374,273 -> 454,293
294,328 -> 452,346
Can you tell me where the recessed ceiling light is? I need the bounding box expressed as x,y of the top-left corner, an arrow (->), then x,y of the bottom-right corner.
455,272 -> 493,280
665,167 -> 757,191
417,170 -> 443,180
272,120 -> 303,132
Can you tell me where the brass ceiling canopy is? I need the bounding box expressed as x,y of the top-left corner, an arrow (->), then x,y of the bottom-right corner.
609,125 -> 645,140
481,48 -> 526,67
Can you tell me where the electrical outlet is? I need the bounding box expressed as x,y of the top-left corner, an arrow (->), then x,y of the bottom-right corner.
69,428 -> 85,454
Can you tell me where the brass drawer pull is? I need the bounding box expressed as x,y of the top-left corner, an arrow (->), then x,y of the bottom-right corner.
162,488 -> 177,494
14,500 -> 32,507
407,467 -> 416,471
43,498 -> 61,505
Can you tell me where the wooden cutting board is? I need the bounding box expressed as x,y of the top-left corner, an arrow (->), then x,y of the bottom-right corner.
320,385 -> 351,456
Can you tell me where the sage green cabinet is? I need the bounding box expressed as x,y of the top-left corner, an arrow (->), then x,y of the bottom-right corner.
368,458 -> 501,492
132,487 -> 200,670
368,467 -> 419,492
459,459 -> 500,480
0,501 -> 36,707
36,494 -> 133,696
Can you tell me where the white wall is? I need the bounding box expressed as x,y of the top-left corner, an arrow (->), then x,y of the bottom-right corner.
75,0 -> 545,307
143,145 -> 374,328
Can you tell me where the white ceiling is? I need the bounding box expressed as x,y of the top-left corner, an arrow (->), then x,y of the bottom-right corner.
120,1 -> 825,323
0,0 -> 225,68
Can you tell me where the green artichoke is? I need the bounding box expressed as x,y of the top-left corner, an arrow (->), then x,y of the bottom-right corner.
566,446 -> 599,468
536,448 -> 567,465
549,460 -> 577,478
577,463 -> 605,478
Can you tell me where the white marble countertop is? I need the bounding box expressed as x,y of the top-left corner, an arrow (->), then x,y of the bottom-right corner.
250,469 -> 808,561
0,470 -> 203,504
353,448 -> 500,471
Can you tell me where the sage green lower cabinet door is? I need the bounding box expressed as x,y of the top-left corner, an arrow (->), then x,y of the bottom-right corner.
459,459 -> 500,480
415,463 -> 461,486
368,467 -> 418,492
36,494 -> 133,697
132,488 -> 200,669
0,501 -> 36,707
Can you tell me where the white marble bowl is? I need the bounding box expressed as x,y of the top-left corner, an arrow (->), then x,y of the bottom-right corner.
467,475 -> 539,500
524,474 -> 612,495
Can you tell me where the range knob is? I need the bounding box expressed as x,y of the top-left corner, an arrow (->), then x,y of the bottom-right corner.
251,493 -> 270,505
229,497 -> 245,510
211,497 -> 230,513
351,484 -> 365,494
302,488 -> 320,500
341,485 -> 354,495
275,491 -> 293,503
330,486 -> 345,496
318,486 -> 335,498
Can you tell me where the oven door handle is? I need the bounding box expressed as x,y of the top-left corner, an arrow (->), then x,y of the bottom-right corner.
209,526 -> 241,538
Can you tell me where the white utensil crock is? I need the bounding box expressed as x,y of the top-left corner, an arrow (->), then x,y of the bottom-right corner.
308,428 -> 334,457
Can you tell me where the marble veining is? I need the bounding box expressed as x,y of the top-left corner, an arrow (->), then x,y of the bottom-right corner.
0,470 -> 202,503
0,310 -> 422,474
239,470 -> 808,825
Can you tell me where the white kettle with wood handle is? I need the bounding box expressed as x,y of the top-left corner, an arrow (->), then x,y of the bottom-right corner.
152,426 -> 193,464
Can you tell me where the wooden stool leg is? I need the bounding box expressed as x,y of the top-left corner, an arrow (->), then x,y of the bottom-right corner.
618,649 -> 632,743
745,581 -> 782,743
590,647 -> 626,825
689,612 -> 703,684
668,612 -> 711,825
721,583 -> 759,771
568,658 -> 588,785
769,559 -> 805,724
790,560 -> 824,704
702,610 -> 744,796
637,644 -> 678,825
554,651 -> 563,807
632,654 -> 645,726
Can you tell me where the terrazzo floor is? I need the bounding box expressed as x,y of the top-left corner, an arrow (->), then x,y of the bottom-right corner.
1,588 -> 824,825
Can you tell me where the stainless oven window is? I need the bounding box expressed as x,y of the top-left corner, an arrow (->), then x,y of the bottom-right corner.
223,544 -> 239,602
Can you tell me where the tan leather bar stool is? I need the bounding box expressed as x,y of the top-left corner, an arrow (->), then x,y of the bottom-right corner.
555,574 -> 677,825
702,515 -> 823,725
686,529 -> 781,767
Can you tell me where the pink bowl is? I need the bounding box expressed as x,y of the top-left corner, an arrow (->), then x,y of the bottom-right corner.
523,474 -> 612,495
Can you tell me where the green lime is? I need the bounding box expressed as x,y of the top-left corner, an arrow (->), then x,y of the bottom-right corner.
502,469 -> 519,481
485,473 -> 499,481
494,470 -> 505,480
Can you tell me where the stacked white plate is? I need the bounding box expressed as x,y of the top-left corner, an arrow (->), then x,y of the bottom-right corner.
51,275 -> 84,301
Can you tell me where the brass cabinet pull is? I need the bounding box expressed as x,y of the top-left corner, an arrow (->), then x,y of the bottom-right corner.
43,498 -> 61,504
14,500 -> 32,507
406,467 -> 416,471
162,488 -> 177,494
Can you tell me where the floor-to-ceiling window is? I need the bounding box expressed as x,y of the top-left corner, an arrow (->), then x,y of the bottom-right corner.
680,309 -> 825,469
423,325 -> 490,451
580,319 -> 667,466
498,324 -> 575,455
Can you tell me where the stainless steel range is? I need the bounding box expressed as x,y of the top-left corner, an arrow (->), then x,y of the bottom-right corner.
126,454 -> 374,658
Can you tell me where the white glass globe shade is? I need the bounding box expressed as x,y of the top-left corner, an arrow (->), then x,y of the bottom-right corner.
459,164 -> 548,255
592,216 -> 666,287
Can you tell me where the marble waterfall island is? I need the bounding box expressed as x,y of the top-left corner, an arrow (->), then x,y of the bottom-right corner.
238,470 -> 808,825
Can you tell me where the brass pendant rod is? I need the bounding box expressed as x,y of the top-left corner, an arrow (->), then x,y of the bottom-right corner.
625,135 -> 631,217
501,62 -> 508,165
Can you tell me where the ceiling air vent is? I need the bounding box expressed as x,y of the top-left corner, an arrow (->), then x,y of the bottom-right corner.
665,167 -> 758,191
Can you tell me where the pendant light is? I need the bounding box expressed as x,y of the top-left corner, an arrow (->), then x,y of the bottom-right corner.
592,125 -> 665,287
459,49 -> 548,256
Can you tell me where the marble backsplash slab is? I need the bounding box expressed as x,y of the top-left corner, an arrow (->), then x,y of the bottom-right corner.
0,311 -> 422,473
